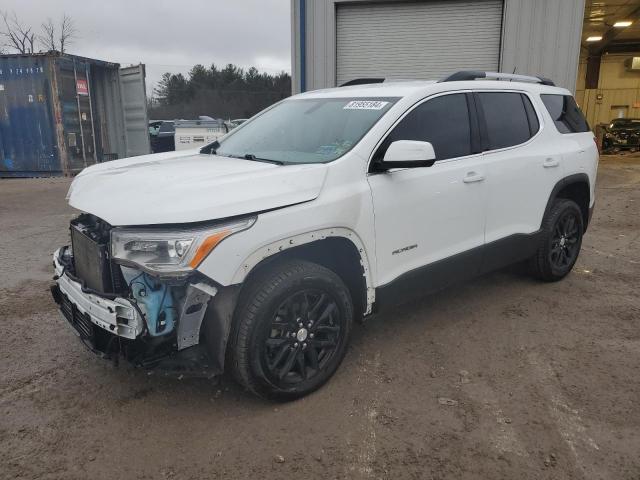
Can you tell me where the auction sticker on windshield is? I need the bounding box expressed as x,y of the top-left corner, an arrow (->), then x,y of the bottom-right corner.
344,100 -> 389,110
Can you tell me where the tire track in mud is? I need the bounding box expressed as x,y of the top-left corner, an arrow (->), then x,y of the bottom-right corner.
460,379 -> 529,458
345,350 -> 383,479
527,352 -> 604,479
0,280 -> 56,317
0,366 -> 59,399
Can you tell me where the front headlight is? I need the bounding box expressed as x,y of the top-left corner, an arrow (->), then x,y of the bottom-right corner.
111,217 -> 256,275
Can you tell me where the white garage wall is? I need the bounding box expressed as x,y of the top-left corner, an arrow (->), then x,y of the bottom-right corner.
291,0 -> 585,93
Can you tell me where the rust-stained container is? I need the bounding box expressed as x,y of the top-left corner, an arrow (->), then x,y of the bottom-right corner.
0,52 -> 150,177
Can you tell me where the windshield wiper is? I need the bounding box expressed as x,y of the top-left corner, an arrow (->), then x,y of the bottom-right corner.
216,152 -> 284,165
242,154 -> 284,165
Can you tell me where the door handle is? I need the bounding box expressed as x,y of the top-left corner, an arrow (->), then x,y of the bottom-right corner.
543,157 -> 560,168
463,172 -> 485,183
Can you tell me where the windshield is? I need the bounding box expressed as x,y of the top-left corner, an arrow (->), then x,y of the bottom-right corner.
211,97 -> 398,164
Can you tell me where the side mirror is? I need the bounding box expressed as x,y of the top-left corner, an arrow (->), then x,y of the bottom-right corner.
378,140 -> 436,170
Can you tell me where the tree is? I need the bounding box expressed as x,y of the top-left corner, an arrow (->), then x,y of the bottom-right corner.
153,72 -> 191,106
0,10 -> 36,54
39,14 -> 76,53
220,63 -> 244,87
1,11 -> 76,54
150,63 -> 292,120
59,14 -> 75,53
187,64 -> 210,96
39,18 -> 55,51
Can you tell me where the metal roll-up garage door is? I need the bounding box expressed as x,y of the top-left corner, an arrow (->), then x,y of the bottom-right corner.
336,0 -> 504,86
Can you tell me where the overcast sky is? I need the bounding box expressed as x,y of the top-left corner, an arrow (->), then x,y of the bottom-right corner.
2,0 -> 291,92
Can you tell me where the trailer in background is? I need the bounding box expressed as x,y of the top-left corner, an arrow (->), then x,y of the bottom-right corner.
0,52 -> 150,177
173,118 -> 228,151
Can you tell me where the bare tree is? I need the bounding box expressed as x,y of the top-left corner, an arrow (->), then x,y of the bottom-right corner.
0,10 -> 36,54
59,14 -> 75,53
39,14 -> 76,53
39,17 -> 56,51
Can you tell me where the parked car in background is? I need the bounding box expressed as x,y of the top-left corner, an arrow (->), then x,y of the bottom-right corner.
602,118 -> 640,153
149,120 -> 175,153
51,71 -> 597,400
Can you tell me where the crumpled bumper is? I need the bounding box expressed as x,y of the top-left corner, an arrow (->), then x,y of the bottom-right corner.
51,247 -> 144,339
50,247 -> 223,377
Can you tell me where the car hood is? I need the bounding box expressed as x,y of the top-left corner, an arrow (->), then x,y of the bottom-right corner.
67,150 -> 328,226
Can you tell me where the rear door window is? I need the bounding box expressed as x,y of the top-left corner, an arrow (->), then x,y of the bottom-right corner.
541,94 -> 590,134
378,93 -> 472,161
476,92 -> 534,150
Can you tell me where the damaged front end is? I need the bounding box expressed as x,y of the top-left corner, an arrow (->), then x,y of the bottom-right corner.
51,214 -> 249,377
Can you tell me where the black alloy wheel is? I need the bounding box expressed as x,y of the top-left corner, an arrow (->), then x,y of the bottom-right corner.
260,290 -> 342,387
549,210 -> 581,269
231,260 -> 353,400
530,198 -> 584,282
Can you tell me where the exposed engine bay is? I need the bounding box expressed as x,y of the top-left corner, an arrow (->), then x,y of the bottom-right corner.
51,214 -> 232,377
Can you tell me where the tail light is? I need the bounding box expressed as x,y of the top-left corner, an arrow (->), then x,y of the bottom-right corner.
593,136 -> 602,155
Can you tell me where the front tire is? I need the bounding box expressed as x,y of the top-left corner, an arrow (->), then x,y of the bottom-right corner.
530,198 -> 584,282
230,259 -> 353,401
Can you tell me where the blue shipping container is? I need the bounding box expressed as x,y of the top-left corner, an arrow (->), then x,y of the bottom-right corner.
0,52 -> 149,177
0,55 -> 59,176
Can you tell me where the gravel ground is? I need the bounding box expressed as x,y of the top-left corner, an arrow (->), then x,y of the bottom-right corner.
1,155 -> 639,479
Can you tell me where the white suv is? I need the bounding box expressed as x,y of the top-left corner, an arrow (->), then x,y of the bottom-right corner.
51,71 -> 598,400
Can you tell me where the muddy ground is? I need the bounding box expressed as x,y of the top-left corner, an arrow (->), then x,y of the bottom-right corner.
1,155 -> 639,479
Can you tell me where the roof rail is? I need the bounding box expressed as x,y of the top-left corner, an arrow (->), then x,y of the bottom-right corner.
339,78 -> 385,87
440,71 -> 555,86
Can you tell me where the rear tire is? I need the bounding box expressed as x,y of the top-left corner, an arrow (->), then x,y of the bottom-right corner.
230,259 -> 353,401
530,198 -> 584,282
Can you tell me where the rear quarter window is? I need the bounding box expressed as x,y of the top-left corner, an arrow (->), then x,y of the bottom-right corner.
541,94 -> 590,134
476,92 -> 535,150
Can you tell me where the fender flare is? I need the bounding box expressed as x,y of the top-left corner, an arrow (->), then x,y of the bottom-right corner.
542,173 -> 591,227
231,227 -> 376,315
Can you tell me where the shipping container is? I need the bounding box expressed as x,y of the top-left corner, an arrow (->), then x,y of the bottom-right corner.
0,52 -> 150,177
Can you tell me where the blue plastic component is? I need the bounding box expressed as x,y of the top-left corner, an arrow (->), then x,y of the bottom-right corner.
126,271 -> 176,337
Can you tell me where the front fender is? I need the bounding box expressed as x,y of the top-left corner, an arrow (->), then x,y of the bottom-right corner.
230,228 -> 375,315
